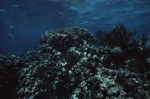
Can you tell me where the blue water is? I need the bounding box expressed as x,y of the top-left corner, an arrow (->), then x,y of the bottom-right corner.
0,0 -> 150,55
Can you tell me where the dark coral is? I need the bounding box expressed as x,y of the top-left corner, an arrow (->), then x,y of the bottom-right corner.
96,24 -> 145,65
140,34 -> 149,46
0,27 -> 150,99
0,55 -> 21,99
104,24 -> 136,49
144,38 -> 150,51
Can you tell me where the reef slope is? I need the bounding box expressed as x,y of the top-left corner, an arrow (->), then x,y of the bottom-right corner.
0,27 -> 150,99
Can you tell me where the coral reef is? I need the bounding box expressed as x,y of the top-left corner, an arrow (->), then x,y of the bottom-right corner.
95,24 -> 141,58
96,24 -> 147,66
40,27 -> 96,52
144,38 -> 150,51
140,34 -> 150,46
0,27 -> 150,99
104,24 -> 136,49
0,55 -> 21,99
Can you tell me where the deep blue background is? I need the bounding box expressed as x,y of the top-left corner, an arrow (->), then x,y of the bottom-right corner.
0,0 -> 150,55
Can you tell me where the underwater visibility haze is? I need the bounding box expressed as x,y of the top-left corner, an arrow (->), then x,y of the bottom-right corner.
0,0 -> 150,99
0,0 -> 150,55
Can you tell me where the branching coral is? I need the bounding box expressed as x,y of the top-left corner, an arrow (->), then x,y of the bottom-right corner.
140,34 -> 149,45
104,24 -> 136,49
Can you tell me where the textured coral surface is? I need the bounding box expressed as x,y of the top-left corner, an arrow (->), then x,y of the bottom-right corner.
0,27 -> 150,99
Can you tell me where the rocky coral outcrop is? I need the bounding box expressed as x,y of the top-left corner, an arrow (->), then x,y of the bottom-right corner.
0,55 -> 21,99
0,27 -> 150,99
40,27 -> 96,52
